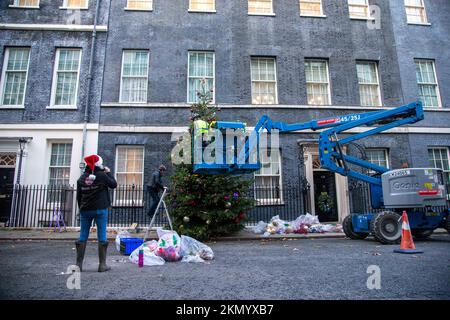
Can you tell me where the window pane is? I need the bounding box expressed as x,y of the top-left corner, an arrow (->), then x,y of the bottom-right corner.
428,148 -> 450,171
357,62 -> 380,106
116,146 -> 144,177
254,149 -> 282,201
251,57 -> 277,105
53,49 -> 81,106
348,0 -> 369,18
415,60 -> 440,108
305,60 -> 329,105
300,0 -> 322,16
2,48 -> 30,106
17,0 -> 40,6
248,0 -> 273,14
405,0 -> 427,23
66,0 -> 88,8
188,52 -> 215,103
48,143 -> 72,184
366,149 -> 388,169
190,0 -> 215,11
121,51 -> 149,103
127,0 -> 152,10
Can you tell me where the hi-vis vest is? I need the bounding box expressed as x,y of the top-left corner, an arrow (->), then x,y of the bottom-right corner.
194,119 -> 209,137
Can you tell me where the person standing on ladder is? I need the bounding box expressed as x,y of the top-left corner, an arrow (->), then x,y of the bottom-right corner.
147,165 -> 167,217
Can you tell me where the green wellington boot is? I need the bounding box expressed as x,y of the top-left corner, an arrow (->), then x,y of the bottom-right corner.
98,241 -> 111,272
75,241 -> 87,272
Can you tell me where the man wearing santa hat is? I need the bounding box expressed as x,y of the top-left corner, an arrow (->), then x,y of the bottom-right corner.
75,154 -> 117,272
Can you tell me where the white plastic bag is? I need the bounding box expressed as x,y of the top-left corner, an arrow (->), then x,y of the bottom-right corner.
266,215 -> 292,234
129,242 -> 165,266
156,230 -> 182,262
115,230 -> 132,252
303,213 -> 320,225
180,235 -> 214,261
253,221 -> 267,234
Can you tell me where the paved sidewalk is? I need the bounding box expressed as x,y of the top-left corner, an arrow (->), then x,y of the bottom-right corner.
0,227 -> 348,241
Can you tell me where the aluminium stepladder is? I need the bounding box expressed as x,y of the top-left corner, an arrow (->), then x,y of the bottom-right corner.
143,187 -> 173,241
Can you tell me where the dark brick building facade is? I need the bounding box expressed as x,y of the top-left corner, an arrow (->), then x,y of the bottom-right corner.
1,0 -> 449,224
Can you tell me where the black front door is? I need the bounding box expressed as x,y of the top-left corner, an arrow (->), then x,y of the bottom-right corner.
0,168 -> 15,223
313,171 -> 338,223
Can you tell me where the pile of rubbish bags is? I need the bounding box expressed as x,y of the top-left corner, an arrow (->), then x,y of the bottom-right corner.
115,229 -> 214,266
253,214 -> 343,237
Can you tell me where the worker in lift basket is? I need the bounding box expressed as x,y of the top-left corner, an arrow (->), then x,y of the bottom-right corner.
193,115 -> 211,150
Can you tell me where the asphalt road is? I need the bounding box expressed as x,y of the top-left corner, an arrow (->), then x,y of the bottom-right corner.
0,235 -> 449,300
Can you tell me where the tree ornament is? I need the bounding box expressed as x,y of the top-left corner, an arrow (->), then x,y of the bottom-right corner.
225,202 -> 231,208
183,216 -> 190,223
206,220 -> 211,225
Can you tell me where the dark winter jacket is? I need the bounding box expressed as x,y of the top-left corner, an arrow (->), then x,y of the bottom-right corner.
147,170 -> 164,192
77,166 -> 117,211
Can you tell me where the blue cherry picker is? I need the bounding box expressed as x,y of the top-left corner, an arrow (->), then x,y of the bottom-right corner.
192,101 -> 450,244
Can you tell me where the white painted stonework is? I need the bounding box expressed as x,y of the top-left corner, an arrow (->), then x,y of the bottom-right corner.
0,124 -> 98,186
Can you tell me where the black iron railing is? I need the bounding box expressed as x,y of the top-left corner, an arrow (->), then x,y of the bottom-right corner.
6,182 -> 450,228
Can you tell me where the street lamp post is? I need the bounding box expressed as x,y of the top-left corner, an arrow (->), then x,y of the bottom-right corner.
15,138 -> 27,185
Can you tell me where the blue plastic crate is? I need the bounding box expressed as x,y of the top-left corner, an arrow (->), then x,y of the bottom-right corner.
120,238 -> 144,255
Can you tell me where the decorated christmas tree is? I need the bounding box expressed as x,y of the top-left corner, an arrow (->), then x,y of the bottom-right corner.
168,80 -> 254,240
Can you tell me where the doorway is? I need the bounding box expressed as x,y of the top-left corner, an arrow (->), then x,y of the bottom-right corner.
0,167 -> 15,223
313,171 -> 338,222
301,143 -> 349,223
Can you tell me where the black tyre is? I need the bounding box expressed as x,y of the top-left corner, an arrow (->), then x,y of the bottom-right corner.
446,216 -> 450,235
343,215 -> 369,240
411,229 -> 434,239
370,211 -> 402,245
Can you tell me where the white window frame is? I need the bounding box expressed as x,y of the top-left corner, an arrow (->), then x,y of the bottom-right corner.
189,0 -> 216,13
365,148 -> 389,173
299,0 -> 325,17
250,57 -> 278,105
0,47 -> 31,109
9,0 -> 40,8
187,51 -> 215,104
415,59 -> 442,108
49,48 -> 82,109
348,0 -> 372,20
114,145 -> 145,207
405,0 -> 429,25
305,58 -> 332,106
356,61 -> 382,107
248,0 -> 275,16
428,147 -> 450,195
47,141 -> 73,205
125,0 -> 153,11
60,0 -> 89,10
254,149 -> 283,205
119,50 -> 150,103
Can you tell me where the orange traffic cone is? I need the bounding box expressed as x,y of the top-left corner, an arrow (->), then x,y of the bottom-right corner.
394,211 -> 423,254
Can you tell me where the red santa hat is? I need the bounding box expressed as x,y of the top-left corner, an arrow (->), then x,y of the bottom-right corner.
84,154 -> 103,180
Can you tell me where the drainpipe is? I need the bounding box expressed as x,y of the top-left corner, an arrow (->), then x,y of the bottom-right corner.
80,0 -> 100,171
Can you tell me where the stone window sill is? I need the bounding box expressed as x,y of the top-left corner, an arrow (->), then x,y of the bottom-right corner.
407,22 -> 431,26
0,105 -> 25,109
124,7 -> 153,11
8,5 -> 40,9
248,13 -> 276,17
46,105 -> 78,110
350,16 -> 375,21
59,6 -> 88,10
188,9 -> 217,13
300,14 -> 327,18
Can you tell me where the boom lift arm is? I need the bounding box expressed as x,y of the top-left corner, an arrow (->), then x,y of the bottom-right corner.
238,102 -> 424,185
